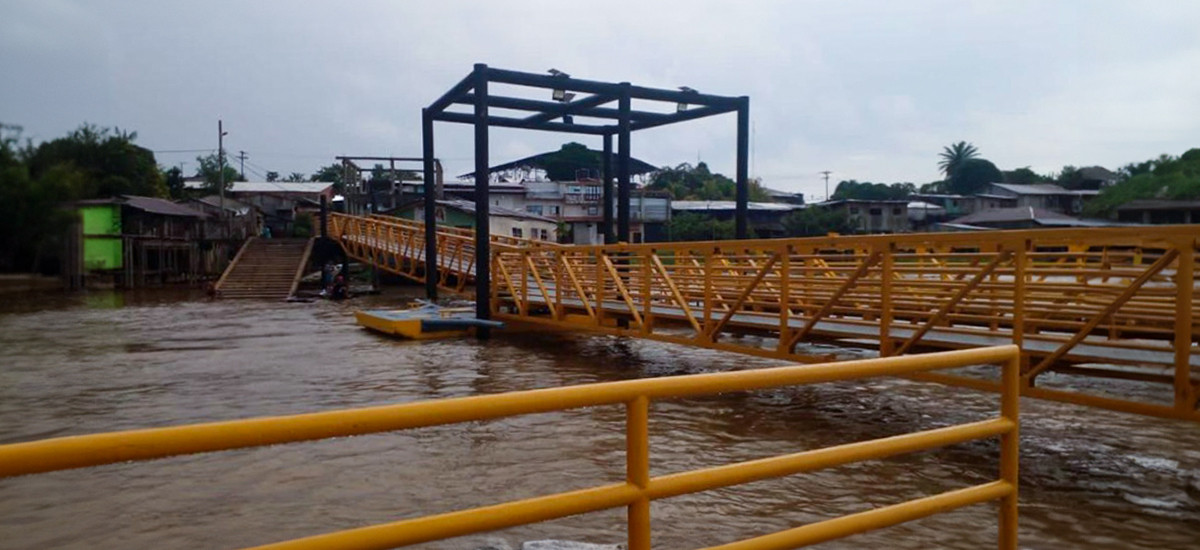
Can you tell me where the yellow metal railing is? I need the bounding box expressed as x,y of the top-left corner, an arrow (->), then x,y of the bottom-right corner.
0,346 -> 1020,550
490,227 -> 1200,421
327,212 -> 1199,420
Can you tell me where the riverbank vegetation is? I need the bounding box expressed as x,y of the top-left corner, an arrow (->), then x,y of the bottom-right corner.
0,124 -> 167,272
1084,149 -> 1200,216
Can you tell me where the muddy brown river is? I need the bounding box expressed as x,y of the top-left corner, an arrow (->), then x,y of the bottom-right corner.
1,288 -> 1198,549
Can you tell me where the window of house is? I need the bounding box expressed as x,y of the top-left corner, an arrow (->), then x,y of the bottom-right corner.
526,205 -> 543,215
540,228 -> 550,240
632,232 -> 643,243
849,207 -> 859,215
546,205 -> 560,216
587,206 -> 599,216
892,207 -> 902,215
512,227 -> 523,238
869,208 -> 882,216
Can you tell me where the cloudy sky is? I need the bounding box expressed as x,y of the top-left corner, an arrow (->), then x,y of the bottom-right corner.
2,0 -> 1198,199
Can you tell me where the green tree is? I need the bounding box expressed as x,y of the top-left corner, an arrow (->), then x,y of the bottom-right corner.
781,207 -> 855,237
648,162 -> 768,201
0,159 -> 88,271
948,158 -> 1003,195
311,163 -> 347,193
918,180 -> 949,194
163,166 -> 187,199
266,171 -> 279,182
26,124 -> 166,198
368,163 -> 420,181
831,180 -> 914,201
668,212 -> 735,241
1085,149 -> 1200,216
194,152 -> 242,193
1002,167 -> 1045,185
293,212 -> 314,238
537,142 -> 602,181
283,172 -> 307,182
938,141 -> 979,178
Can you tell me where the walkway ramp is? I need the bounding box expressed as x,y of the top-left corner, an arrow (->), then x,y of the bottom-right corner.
329,212 -> 1200,422
215,237 -> 312,299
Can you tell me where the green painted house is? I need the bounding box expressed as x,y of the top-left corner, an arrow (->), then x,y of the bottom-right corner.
74,195 -> 209,286
79,202 -> 123,270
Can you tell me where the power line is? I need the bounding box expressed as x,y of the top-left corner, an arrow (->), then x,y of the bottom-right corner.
153,148 -> 215,154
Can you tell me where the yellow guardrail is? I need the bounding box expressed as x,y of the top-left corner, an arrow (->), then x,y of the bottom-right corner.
330,211 -> 1200,421
0,345 -> 1021,550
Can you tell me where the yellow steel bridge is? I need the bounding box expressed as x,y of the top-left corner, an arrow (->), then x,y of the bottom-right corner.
329,212 -> 1200,422
3,212 -> 1194,550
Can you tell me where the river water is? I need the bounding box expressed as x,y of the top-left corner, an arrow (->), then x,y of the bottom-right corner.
0,288 -> 1197,550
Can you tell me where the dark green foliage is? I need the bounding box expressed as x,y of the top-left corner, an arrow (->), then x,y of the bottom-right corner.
1055,165 -> 1087,189
668,212 -> 735,241
283,172 -> 307,182
647,162 -> 770,201
1002,167 -> 1046,185
310,163 -> 345,193
266,171 -> 279,182
293,212 -> 314,238
164,166 -> 187,199
919,180 -> 949,194
1085,149 -> 1200,216
534,142 -> 599,181
1,123 -> 174,271
369,163 -> 420,181
938,141 -> 979,178
781,208 -> 855,237
0,155 -> 88,271
948,158 -> 1003,195
831,180 -> 915,201
27,124 -> 166,198
194,152 -> 242,192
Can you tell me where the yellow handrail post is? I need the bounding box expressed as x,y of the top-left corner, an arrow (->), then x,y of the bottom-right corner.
778,244 -> 791,353
703,249 -> 714,342
1174,239 -> 1195,412
626,395 -> 652,550
1013,239 -> 1028,377
880,243 -> 894,357
999,345 -> 1020,550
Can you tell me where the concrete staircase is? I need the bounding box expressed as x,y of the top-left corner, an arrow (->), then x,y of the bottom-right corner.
215,237 -> 312,299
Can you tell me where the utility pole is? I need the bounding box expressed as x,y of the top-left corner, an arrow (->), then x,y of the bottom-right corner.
218,120 -> 228,218
820,170 -> 832,202
237,150 -> 248,180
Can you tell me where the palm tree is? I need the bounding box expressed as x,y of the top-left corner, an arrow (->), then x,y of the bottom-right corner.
938,141 -> 979,178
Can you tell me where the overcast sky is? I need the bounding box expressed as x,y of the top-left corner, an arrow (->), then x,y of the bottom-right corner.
2,0 -> 1198,199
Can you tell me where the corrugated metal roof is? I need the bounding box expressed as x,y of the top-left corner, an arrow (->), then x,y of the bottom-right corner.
438,199 -> 556,223
906,201 -> 946,211
949,207 -> 1122,227
393,198 -> 556,223
228,181 -> 334,194
987,183 -> 1099,196
672,200 -> 799,212
78,196 -> 206,218
951,207 -> 1061,224
124,196 -> 207,217
194,195 -> 255,214
457,147 -> 658,179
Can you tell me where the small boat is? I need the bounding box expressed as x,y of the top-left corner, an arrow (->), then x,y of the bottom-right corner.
355,302 -> 504,340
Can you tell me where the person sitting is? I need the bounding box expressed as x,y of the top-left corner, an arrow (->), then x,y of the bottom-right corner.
331,274 -> 347,300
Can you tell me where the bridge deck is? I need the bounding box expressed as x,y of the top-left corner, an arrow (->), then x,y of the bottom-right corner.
330,213 -> 1200,421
